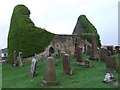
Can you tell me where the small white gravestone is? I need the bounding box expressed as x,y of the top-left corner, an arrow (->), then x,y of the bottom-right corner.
29,56 -> 37,77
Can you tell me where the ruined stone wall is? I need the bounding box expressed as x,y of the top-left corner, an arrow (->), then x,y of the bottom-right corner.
23,34 -> 91,62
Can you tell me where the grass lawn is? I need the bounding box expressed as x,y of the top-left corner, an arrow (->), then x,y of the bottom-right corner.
2,54 -> 119,88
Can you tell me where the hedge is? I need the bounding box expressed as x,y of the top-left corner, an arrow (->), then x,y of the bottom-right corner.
7,4 -> 55,64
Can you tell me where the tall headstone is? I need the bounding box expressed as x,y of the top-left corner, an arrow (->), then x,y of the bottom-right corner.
76,46 -> 83,62
29,57 -> 37,77
62,54 -> 72,75
107,46 -> 113,55
89,35 -> 98,60
100,48 -> 108,61
106,55 -> 118,72
43,56 -> 58,85
17,52 -> 23,67
87,45 -> 91,55
13,51 -> 18,66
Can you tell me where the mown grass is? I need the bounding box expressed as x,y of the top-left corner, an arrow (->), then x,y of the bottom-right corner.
2,54 -> 118,88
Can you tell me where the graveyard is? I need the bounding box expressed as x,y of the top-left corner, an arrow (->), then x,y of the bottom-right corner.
2,54 -> 119,88
2,4 -> 120,88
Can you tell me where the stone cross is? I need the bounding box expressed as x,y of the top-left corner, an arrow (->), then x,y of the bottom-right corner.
43,56 -> 58,85
29,56 -> 37,77
62,54 -> 72,75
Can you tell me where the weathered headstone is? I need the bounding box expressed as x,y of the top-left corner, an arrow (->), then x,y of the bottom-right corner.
100,48 -> 108,61
76,46 -> 84,65
106,56 -> 118,72
115,46 -> 120,53
43,56 -> 58,85
86,45 -> 91,55
107,46 -> 114,55
17,52 -> 23,67
89,35 -> 98,60
29,57 -> 37,77
76,46 -> 83,62
13,51 -> 18,66
62,54 -> 72,75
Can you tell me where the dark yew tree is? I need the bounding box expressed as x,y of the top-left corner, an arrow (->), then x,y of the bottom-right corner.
8,4 -> 55,64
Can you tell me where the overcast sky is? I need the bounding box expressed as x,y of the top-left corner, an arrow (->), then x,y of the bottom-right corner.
0,0 -> 119,49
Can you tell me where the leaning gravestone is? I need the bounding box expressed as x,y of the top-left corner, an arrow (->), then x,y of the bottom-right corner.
106,55 -> 118,72
29,57 -> 37,77
43,56 -> 58,85
62,54 -> 72,75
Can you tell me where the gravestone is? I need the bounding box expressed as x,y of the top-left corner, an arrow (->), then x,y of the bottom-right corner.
76,46 -> 84,65
13,51 -> 18,66
61,52 -> 65,60
107,46 -> 113,55
115,46 -> 120,53
86,45 -> 91,55
106,56 -> 118,72
29,57 -> 37,77
76,46 -> 83,62
62,54 -> 72,75
17,52 -> 23,67
84,59 -> 93,68
89,35 -> 98,60
100,48 -> 108,61
43,56 -> 58,85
